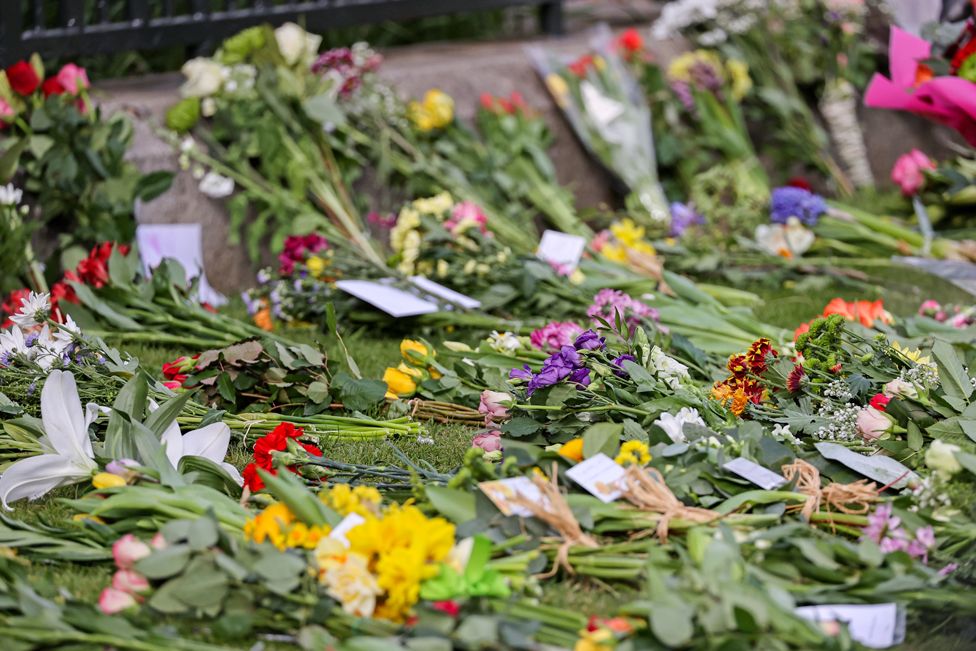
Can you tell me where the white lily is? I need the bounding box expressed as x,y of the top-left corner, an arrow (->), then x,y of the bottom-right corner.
0,370 -> 98,508
160,420 -> 243,486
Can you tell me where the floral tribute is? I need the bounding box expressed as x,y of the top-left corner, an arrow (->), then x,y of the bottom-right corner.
241,422 -> 324,492
711,338 -> 775,416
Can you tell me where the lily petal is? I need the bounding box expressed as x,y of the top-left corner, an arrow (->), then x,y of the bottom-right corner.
160,420 -> 184,470
180,423 -> 232,464
219,462 -> 244,486
40,370 -> 94,462
0,454 -> 92,509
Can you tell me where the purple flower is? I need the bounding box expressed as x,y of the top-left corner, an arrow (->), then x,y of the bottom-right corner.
669,202 -> 704,237
527,364 -> 572,395
509,364 -> 533,381
612,353 -> 636,377
573,329 -> 605,351
770,187 -> 826,226
569,367 -> 591,387
939,563 -> 958,577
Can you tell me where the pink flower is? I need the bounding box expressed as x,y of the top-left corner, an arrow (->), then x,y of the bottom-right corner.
883,378 -> 916,399
0,98 -> 13,124
98,587 -> 137,614
56,63 -> 89,95
855,406 -> 892,442
530,321 -> 583,351
112,534 -> 151,570
478,390 -> 511,423
865,27 -> 976,146
918,299 -> 941,315
151,532 -> 168,550
112,569 -> 150,594
472,431 -> 503,453
443,201 -> 488,236
891,149 -> 935,196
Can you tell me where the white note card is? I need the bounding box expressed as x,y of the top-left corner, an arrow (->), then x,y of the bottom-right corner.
566,453 -> 626,503
537,230 -> 586,272
328,512 -> 366,547
795,604 -> 905,648
409,276 -> 481,309
723,457 -> 787,490
334,279 -> 439,317
478,477 -> 545,518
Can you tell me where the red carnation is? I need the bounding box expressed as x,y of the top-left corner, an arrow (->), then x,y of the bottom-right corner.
243,421 -> 323,492
41,77 -> 65,97
870,393 -> 891,411
6,61 -> 40,96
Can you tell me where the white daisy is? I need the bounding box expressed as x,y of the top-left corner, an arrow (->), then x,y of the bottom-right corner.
9,291 -> 50,329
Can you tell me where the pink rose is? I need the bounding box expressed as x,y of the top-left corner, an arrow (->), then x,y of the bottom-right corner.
112,569 -> 150,594
112,534 -> 151,570
883,378 -> 917,399
891,149 -> 935,196
478,390 -> 511,424
472,430 -> 503,453
855,406 -> 892,441
98,587 -> 137,614
56,63 -> 89,95
0,98 -> 13,123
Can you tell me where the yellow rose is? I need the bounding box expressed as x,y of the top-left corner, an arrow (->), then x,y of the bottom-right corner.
559,438 -> 585,462
92,472 -> 127,489
383,366 -> 418,399
400,338 -> 434,364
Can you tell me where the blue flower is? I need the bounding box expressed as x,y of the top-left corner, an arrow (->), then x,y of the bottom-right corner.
770,187 -> 826,226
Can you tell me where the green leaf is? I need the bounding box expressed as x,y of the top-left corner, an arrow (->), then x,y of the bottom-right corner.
907,421 -> 923,451
135,543 -> 191,579
135,170 -> 174,202
932,340 -> 973,405
814,442 -> 917,488
0,138 -> 28,182
144,391 -> 192,439
582,422 -> 623,459
426,486 -> 476,524
68,281 -> 144,331
649,601 -> 694,646
501,417 -> 539,438
338,378 -> 386,412
187,516 -> 219,550
217,372 -> 236,403
307,380 -> 330,404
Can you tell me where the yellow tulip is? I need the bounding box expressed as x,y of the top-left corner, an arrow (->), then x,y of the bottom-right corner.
383,366 -> 418,399
92,472 -> 127,489
559,438 -> 585,462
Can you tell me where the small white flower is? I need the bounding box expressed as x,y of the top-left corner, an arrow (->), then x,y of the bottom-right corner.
10,291 -> 51,329
179,136 -> 196,153
487,331 -> 521,354
198,171 -> 234,199
201,97 -> 217,117
653,407 -> 705,443
274,22 -> 322,67
180,57 -> 224,98
0,183 -> 23,206
51,315 -> 81,349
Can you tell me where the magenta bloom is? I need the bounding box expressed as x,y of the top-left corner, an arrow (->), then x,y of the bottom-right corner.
530,321 -> 583,351
587,289 -> 658,333
891,149 -> 935,196
278,233 -> 329,275
865,27 -> 976,146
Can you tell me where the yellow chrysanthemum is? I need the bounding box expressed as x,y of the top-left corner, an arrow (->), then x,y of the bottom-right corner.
411,192 -> 454,216
321,484 -> 383,518
600,243 -> 628,264
615,440 -> 651,466
610,218 -> 646,248
667,49 -> 724,83
305,255 -> 327,278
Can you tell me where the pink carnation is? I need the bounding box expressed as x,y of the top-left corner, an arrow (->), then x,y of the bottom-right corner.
891,149 -> 935,196
443,201 -> 489,236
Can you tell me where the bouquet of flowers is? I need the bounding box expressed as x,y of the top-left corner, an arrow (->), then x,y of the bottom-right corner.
529,25 -> 671,227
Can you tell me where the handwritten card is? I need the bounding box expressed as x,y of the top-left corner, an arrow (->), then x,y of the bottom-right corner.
334,279 -> 440,317
537,230 -> 586,272
566,453 -> 626,503
409,276 -> 481,309
478,477 -> 545,517
723,457 -> 787,490
795,603 -> 905,648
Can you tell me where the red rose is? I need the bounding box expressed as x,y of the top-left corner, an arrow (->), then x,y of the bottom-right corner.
869,393 -> 891,411
41,77 -> 65,97
6,61 -> 40,96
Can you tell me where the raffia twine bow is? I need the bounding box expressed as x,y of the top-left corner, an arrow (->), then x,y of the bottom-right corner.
509,463 -> 598,578
781,459 -> 878,521
618,465 -> 718,542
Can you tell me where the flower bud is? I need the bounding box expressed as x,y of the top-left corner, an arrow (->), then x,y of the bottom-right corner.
112,569 -> 150,595
855,406 -> 893,442
478,390 -> 512,423
112,534 -> 151,570
98,587 -> 137,614
925,440 -> 962,479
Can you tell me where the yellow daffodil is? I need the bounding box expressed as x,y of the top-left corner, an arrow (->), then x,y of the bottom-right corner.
600,243 -> 628,264
92,472 -> 127,489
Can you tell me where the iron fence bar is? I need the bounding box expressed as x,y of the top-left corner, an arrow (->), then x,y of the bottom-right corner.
0,0 -> 564,65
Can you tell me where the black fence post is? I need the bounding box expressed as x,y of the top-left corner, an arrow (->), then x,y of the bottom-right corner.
0,0 -> 24,63
538,0 -> 564,36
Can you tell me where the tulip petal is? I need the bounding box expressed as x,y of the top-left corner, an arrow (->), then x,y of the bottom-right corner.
0,454 -> 91,509
40,370 -> 94,462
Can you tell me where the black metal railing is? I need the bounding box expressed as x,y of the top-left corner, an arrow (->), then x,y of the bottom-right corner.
0,0 -> 564,64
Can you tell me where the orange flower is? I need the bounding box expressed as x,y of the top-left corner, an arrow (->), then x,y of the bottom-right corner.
821,298 -> 892,328
729,388 -> 749,416
793,321 -> 811,341
254,304 -> 274,331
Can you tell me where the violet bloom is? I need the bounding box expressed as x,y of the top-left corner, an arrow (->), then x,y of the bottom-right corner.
669,202 -> 704,237
770,187 -> 826,226
509,365 -> 533,381
573,329 -> 605,351
569,367 -> 591,388
525,346 -> 582,395
612,353 -> 636,377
